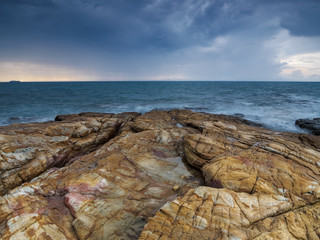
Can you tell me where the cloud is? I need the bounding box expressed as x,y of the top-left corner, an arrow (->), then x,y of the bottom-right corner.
0,0 -> 273,51
280,52 -> 320,79
279,0 -> 320,37
0,61 -> 102,81
2,0 -> 58,8
0,0 -> 319,81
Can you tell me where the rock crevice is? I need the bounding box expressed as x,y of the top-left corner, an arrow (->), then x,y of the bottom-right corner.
0,109 -> 319,239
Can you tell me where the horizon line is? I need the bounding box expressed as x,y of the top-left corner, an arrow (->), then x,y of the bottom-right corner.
1,80 -> 320,83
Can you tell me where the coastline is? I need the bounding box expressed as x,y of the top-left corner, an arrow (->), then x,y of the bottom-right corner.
0,109 -> 319,239
1,81 -> 319,133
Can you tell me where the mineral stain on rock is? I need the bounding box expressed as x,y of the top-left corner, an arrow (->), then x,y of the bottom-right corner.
0,110 -> 319,239
208,179 -> 224,188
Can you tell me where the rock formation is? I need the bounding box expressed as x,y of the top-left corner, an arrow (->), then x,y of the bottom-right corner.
0,110 -> 319,239
296,118 -> 320,135
0,112 -> 139,195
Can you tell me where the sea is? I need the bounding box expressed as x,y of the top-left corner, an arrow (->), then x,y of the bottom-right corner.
0,81 -> 319,133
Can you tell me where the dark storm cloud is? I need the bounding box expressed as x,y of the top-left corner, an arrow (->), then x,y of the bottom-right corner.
1,0 -> 58,8
279,0 -> 320,37
1,0 -> 319,53
0,0 -> 319,81
0,1 -> 254,51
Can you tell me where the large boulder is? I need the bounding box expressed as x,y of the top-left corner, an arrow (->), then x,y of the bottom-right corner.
296,118 -> 320,135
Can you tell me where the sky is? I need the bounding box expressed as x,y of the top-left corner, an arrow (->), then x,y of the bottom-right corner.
0,0 -> 320,81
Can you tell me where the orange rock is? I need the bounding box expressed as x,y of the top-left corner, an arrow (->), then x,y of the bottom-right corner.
140,110 -> 320,240
140,187 -> 320,240
0,112 -> 138,195
0,111 -> 203,239
0,110 -> 319,239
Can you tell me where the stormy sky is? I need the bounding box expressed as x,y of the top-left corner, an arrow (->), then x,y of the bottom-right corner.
0,0 -> 320,81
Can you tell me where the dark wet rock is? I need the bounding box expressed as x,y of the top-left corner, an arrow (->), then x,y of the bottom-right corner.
296,118 -> 320,135
54,112 -> 112,121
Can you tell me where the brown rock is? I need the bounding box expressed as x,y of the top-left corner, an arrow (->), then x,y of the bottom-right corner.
173,185 -> 180,191
183,117 -> 320,206
140,110 -> 320,240
0,112 -> 137,195
1,109 -> 320,240
0,111 -> 203,239
140,187 -> 320,240
129,110 -> 179,132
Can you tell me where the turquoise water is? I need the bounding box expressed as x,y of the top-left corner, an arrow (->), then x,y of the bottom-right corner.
0,81 -> 319,132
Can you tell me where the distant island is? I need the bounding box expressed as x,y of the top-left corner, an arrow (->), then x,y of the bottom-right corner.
9,80 -> 21,83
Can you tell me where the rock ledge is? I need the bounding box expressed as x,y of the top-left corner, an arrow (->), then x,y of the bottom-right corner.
0,110 -> 319,240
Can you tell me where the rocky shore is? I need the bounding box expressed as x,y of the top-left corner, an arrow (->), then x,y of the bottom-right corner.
296,118 -> 320,136
0,110 -> 319,239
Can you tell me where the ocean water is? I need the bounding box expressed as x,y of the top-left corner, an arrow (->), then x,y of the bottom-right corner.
0,81 -> 319,133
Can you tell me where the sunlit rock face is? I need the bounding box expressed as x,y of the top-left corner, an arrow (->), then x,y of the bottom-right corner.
0,112 -> 140,196
140,187 -> 320,240
140,110 -> 320,240
0,110 -> 319,240
0,110 -> 203,239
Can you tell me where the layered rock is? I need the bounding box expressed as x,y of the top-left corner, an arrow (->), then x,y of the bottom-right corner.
140,110 -> 320,240
0,109 -> 319,239
140,187 -> 320,240
296,118 -> 320,135
0,112 -> 139,195
0,110 -> 203,239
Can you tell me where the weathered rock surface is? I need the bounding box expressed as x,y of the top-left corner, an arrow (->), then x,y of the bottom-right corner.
0,109 -> 319,240
0,110 -> 203,239
296,118 -> 320,135
140,110 -> 320,240
140,187 -> 320,240
0,112 -> 139,195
